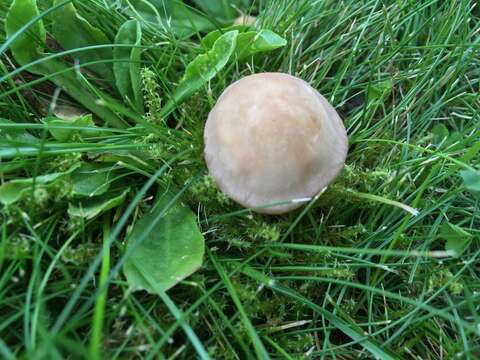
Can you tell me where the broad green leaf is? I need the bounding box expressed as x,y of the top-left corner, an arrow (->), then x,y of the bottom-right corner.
460,169 -> 480,193
439,222 -> 472,257
5,0 -> 127,128
129,27 -> 143,113
161,30 -> 238,116
43,114 -> 100,142
235,29 -> 287,59
0,172 -> 65,205
123,194 -> 205,293
165,0 -> 216,36
192,0 -> 237,20
181,30 -> 238,82
0,118 -> 39,144
51,0 -> 114,80
193,0 -> 251,21
126,0 -> 215,37
0,182 -> 31,205
201,25 -> 254,48
68,186 -> 130,219
201,28 -> 286,60
432,123 -> 449,144
71,163 -> 115,197
114,20 -> 144,112
5,0 -> 46,65
36,60 -> 127,128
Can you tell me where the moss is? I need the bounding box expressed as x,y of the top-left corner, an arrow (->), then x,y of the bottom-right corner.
246,221 -> 281,243
279,333 -> 315,354
427,268 -> 463,296
61,243 -> 99,265
33,186 -> 50,207
189,175 -> 232,206
4,235 -> 31,260
141,67 -> 163,125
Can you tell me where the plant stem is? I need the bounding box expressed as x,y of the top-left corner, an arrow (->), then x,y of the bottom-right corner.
89,216 -> 111,360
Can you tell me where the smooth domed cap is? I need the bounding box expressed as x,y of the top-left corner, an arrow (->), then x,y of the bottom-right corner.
204,72 -> 348,214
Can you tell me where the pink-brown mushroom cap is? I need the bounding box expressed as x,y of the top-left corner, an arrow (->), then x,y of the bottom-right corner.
204,72 -> 348,214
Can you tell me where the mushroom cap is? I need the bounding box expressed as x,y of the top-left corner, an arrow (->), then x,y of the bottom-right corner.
204,72 -> 348,214
233,15 -> 257,26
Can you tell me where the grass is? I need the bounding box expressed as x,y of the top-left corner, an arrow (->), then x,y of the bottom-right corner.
1,0 -> 479,359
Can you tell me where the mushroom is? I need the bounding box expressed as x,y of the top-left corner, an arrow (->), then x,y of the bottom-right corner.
204,72 -> 348,214
233,15 -> 257,26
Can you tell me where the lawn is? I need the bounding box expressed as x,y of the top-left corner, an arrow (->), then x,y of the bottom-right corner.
1,0 -> 479,359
